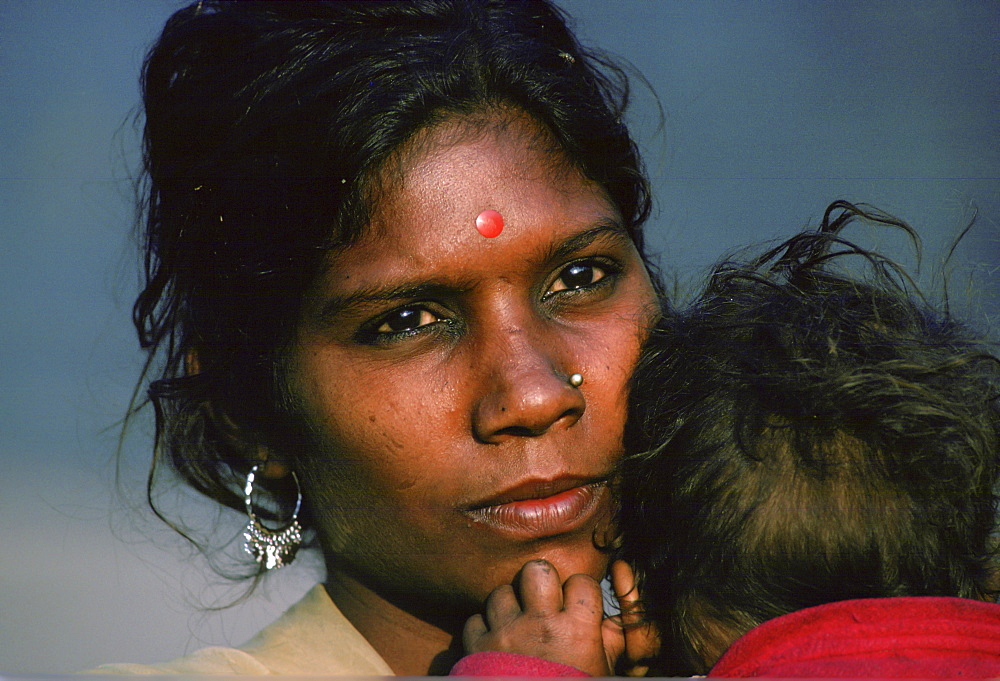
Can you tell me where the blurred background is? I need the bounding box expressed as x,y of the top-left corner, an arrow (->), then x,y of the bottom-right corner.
1,0 -> 997,673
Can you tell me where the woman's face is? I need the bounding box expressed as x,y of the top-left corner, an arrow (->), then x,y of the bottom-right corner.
287,110 -> 657,612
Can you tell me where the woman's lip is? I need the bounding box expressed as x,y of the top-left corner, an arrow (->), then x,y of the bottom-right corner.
462,481 -> 608,540
468,476 -> 598,508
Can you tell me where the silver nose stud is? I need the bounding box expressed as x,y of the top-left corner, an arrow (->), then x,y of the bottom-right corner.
569,373 -> 584,387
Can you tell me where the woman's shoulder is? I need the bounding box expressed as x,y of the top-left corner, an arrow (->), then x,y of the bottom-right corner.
85,584 -> 394,676
85,646 -> 268,675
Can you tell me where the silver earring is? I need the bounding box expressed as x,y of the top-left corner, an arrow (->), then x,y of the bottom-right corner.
243,464 -> 302,570
569,373 -> 584,387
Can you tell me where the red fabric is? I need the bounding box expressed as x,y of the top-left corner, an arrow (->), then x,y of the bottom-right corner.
450,651 -> 590,677
710,596 -> 1000,677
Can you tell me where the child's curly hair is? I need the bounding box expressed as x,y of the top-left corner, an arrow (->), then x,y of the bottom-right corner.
621,201 -> 1000,675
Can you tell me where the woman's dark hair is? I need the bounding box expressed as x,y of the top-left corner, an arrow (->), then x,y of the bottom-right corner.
131,0 -> 656,555
621,202 -> 1000,674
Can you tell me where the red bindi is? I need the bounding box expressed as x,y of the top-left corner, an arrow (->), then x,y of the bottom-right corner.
475,209 -> 504,238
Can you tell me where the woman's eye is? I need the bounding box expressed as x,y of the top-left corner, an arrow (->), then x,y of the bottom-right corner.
549,262 -> 608,293
375,306 -> 440,334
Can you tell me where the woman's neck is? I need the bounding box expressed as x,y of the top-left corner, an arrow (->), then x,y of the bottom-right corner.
325,571 -> 466,675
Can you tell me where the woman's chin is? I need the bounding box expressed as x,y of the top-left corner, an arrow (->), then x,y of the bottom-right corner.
480,540 -> 612,592
531,544 -> 612,582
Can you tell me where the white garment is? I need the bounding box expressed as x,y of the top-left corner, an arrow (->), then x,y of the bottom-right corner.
88,584 -> 394,675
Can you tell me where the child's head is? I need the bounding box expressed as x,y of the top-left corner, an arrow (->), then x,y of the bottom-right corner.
621,202 -> 1000,675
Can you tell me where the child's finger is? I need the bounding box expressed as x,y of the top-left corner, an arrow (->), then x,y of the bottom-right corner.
601,615 -> 626,668
517,559 -> 563,613
561,573 -> 604,623
610,560 -> 640,623
462,613 -> 488,651
611,560 -> 660,676
484,583 -> 522,628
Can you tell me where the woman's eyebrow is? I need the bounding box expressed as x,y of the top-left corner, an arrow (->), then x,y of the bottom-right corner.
315,221 -> 629,320
545,221 -> 631,263
315,282 -> 468,321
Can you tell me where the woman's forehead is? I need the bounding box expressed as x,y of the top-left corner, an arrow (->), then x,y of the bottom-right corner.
386,107 -> 574,182
328,112 -> 617,271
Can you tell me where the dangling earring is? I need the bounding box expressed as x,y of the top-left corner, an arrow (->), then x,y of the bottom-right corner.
243,464 -> 302,570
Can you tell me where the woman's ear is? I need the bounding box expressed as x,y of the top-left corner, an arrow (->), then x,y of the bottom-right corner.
186,347 -> 291,480
184,347 -> 201,376
256,454 -> 291,480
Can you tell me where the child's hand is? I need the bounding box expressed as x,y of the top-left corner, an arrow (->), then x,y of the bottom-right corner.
462,559 -> 615,676
608,560 -> 660,676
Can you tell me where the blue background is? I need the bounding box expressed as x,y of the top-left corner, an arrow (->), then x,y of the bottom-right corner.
1,1 -> 997,672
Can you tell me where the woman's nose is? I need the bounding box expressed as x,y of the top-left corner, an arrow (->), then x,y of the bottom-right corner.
472,326 -> 586,444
